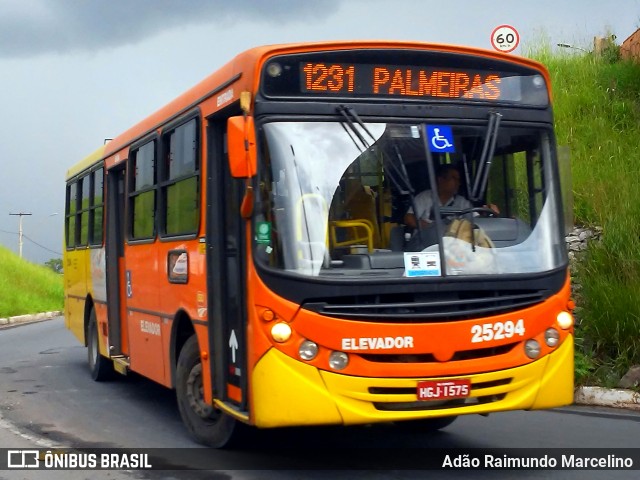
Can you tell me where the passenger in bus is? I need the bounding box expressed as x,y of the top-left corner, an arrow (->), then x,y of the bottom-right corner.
403,164 -> 499,230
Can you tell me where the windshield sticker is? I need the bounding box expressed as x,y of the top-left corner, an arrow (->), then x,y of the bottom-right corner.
404,251 -> 442,277
256,221 -> 272,245
426,125 -> 455,153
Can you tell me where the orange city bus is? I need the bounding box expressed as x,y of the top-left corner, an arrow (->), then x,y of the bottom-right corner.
64,41 -> 574,447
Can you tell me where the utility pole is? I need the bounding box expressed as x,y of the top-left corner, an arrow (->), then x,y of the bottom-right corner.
9,212 -> 32,258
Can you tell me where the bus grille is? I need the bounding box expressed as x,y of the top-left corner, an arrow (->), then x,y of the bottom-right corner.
303,289 -> 546,322
360,341 -> 517,363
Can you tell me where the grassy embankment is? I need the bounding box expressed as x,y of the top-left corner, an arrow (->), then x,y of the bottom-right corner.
0,245 -> 63,318
530,45 -> 640,386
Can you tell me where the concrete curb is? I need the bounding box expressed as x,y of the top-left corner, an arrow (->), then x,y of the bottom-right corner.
574,386 -> 640,411
0,311 -> 62,327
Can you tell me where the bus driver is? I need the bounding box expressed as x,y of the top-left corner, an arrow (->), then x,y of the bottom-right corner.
404,164 -> 470,230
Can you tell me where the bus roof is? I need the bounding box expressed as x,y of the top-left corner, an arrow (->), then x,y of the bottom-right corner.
66,145 -> 105,180
69,41 -> 549,172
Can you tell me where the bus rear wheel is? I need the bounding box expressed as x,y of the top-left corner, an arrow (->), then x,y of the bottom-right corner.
395,416 -> 458,432
87,308 -> 114,381
176,335 -> 243,448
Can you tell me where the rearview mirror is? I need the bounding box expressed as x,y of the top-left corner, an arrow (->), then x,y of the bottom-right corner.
227,116 -> 257,178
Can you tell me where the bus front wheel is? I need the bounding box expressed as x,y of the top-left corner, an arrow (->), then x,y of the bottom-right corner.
87,308 -> 114,381
176,335 -> 243,448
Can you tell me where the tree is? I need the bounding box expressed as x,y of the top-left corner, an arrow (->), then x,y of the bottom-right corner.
45,258 -> 63,274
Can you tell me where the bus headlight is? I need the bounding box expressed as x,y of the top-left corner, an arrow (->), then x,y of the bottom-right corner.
532,75 -> 545,88
329,351 -> 349,370
557,311 -> 574,329
271,322 -> 292,343
266,62 -> 282,77
524,339 -> 541,359
299,340 -> 319,361
545,328 -> 560,348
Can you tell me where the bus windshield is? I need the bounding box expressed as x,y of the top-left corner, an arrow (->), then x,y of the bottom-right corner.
255,120 -> 566,278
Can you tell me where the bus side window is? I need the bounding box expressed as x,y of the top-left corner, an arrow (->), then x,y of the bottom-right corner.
161,118 -> 200,237
130,140 -> 157,240
66,182 -> 78,248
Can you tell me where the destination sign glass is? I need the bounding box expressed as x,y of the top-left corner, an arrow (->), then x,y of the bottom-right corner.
261,50 -> 549,106
301,62 -> 507,101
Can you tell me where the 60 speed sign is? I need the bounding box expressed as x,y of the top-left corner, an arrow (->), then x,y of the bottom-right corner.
491,25 -> 519,53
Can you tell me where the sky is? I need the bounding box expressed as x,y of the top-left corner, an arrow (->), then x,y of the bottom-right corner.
0,0 -> 638,264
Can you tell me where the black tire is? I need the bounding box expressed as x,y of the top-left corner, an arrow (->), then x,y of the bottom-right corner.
176,335 -> 244,448
395,415 -> 458,432
87,308 -> 114,381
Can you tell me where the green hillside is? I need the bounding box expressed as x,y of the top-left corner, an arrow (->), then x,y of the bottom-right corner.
531,45 -> 640,385
0,245 -> 63,318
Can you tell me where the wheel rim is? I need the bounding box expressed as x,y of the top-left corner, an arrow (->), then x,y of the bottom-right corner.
185,362 -> 217,420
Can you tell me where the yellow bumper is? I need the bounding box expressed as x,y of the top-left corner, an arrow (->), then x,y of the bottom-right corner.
251,335 -> 574,428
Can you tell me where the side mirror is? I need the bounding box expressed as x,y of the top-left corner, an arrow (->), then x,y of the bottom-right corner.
227,115 -> 257,178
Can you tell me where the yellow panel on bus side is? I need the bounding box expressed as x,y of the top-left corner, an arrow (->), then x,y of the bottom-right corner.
64,247 -> 90,344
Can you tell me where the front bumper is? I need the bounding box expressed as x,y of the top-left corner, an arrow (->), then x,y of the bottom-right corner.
250,334 -> 574,428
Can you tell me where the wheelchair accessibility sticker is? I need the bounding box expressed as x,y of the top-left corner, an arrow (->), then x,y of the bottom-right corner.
426,125 -> 455,153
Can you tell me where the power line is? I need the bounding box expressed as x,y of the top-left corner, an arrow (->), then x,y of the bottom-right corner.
0,229 -> 62,256
22,234 -> 62,256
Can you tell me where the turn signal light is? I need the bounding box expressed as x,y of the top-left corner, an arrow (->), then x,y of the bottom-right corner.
556,311 -> 574,330
271,322 -> 292,343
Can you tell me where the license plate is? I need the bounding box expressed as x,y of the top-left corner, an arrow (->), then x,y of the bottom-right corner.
417,379 -> 471,400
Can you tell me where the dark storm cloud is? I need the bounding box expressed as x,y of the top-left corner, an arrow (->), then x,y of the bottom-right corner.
0,0 -> 341,58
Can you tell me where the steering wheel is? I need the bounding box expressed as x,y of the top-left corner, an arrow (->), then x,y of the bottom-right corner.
439,206 -> 498,218
457,206 -> 498,217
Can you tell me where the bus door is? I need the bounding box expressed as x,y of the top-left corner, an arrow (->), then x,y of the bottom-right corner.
206,118 -> 248,413
105,163 -> 127,357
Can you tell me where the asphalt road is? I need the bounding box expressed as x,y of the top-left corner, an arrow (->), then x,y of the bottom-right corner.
1,317 -> 639,479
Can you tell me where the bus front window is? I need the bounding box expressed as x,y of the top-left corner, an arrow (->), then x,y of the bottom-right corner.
255,121 -> 566,279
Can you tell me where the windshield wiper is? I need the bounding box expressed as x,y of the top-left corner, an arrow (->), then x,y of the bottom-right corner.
465,112 -> 501,252
338,106 -> 426,248
338,105 -> 377,151
338,106 -> 416,196
338,105 -> 417,205
470,111 -> 502,202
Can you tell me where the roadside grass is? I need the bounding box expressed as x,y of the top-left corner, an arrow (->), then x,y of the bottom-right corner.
0,245 -> 63,318
529,45 -> 640,385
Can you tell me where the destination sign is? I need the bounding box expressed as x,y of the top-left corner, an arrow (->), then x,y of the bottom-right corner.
260,50 -> 549,106
301,62 -> 503,101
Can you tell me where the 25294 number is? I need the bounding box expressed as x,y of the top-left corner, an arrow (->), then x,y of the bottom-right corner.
471,319 -> 525,343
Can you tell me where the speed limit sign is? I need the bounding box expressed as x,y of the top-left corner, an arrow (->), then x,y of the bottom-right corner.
491,25 -> 519,53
